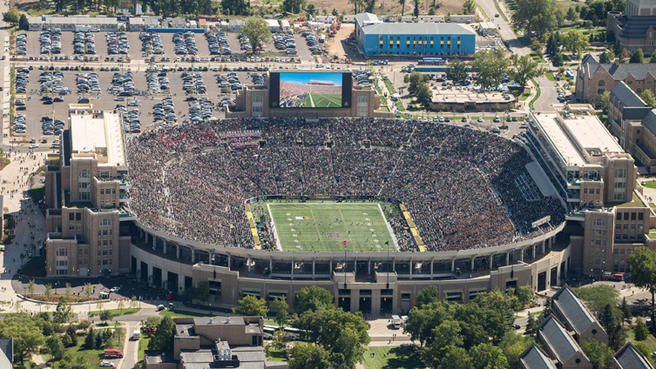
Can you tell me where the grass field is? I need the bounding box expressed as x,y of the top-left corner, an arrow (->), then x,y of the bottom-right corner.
299,92 -> 341,108
361,346 -> 425,369
267,201 -> 396,252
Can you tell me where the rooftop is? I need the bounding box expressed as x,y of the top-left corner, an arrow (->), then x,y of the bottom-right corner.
361,22 -> 475,35
552,287 -> 596,335
520,344 -> 557,369
531,105 -> 624,167
70,111 -> 126,167
615,342 -> 654,369
194,316 -> 246,326
538,316 -> 581,364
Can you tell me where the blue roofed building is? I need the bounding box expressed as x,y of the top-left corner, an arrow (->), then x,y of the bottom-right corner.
354,12 -> 476,56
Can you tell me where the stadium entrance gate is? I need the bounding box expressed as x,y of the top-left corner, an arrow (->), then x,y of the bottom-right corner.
359,296 -> 372,314
338,296 -> 351,312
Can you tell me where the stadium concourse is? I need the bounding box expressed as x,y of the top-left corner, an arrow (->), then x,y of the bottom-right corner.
127,117 -> 565,252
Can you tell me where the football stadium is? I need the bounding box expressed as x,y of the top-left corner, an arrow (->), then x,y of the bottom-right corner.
125,117 -> 570,314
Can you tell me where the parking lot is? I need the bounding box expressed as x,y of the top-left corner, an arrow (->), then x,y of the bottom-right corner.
13,66 -> 258,140
19,29 -> 322,63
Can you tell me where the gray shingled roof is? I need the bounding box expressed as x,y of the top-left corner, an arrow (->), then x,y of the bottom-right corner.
361,22 -> 475,35
641,109 -> 656,136
355,12 -> 380,26
581,54 -> 656,80
520,344 -> 557,369
538,317 -> 579,364
615,342 -> 654,369
620,16 -> 656,39
552,287 -> 596,335
611,81 -> 648,108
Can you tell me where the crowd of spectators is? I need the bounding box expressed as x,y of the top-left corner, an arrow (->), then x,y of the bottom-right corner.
126,118 -> 565,252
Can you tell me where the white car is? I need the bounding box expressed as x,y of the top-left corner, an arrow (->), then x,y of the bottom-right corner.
100,362 -> 115,367
110,286 -> 120,292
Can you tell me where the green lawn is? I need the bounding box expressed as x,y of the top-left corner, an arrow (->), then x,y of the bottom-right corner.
529,78 -> 541,110
52,327 -> 125,369
643,181 -> 656,189
138,334 -> 151,362
626,329 -> 656,367
267,347 -> 287,362
361,346 -> 425,369
266,201 -> 396,253
89,308 -> 140,319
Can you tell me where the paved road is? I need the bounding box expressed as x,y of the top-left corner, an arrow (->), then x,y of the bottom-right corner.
476,0 -> 530,57
119,321 -> 139,369
533,75 -> 558,111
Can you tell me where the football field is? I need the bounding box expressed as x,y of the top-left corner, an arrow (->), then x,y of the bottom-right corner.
300,92 -> 342,108
266,201 -> 397,252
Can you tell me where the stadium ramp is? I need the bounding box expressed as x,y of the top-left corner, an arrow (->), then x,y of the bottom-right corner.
244,203 -> 262,250
400,204 -> 426,252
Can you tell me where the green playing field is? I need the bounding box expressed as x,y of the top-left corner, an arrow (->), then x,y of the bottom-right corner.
300,92 -> 342,108
266,201 -> 397,252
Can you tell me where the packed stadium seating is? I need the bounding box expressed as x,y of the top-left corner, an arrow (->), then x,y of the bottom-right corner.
127,118 -> 565,252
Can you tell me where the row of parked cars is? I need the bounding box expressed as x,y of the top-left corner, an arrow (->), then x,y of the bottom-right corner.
146,70 -> 170,94
116,104 -> 141,133
16,34 -> 26,55
216,72 -> 242,91
110,72 -> 138,96
353,70 -> 373,88
182,72 -> 206,94
173,32 -> 198,55
41,116 -> 65,135
188,96 -> 213,123
107,32 -> 129,55
73,31 -> 96,55
15,67 -> 29,94
40,30 -> 62,54
140,32 -> 164,55
153,97 -> 176,123
76,72 -> 101,94
13,113 -> 26,134
301,31 -> 323,55
272,32 -> 297,55
39,71 -> 69,101
238,33 -> 252,53
206,32 -> 231,55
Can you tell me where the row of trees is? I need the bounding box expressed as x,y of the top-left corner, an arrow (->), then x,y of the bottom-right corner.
404,288 -> 534,369
445,50 -> 543,90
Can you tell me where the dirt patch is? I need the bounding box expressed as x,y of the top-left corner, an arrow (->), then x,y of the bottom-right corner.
325,23 -> 353,59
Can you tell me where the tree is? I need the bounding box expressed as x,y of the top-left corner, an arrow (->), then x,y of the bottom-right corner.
408,72 -> 429,94
574,285 -> 620,316
233,295 -> 269,316
415,83 -> 432,109
404,301 -> 451,346
46,335 -> 65,361
85,326 -> 95,349
600,91 -> 610,112
438,345 -> 473,369
2,7 -> 20,23
512,54 -> 544,88
65,325 -> 78,347
242,17 -> 271,54
413,0 -> 419,17
515,286 -> 533,306
463,0 -> 475,14
293,306 -> 370,367
599,50 -> 615,64
270,297 -> 289,327
599,303 -> 624,350
631,48 -> 645,63
620,297 -> 630,325
546,32 -> 560,57
630,246 -> 656,332
581,339 -> 614,369
100,310 -> 112,322
289,342 -> 332,369
552,52 -> 564,67
471,343 -> 509,369
445,61 -> 469,84
54,298 -> 74,323
499,331 -> 533,369
45,284 -> 53,300
530,39 -> 544,54
561,30 -> 589,59
525,314 -> 537,335
650,53 -> 656,63
296,286 -> 333,313
642,90 -> 656,108
473,49 -> 511,90
0,314 -> 45,361
27,279 -> 35,296
635,318 -> 649,341
399,0 -> 406,16
18,13 -> 28,30
220,0 -> 249,15
511,0 -> 558,40
148,316 -> 176,355
566,6 -> 578,22
306,3 -> 316,15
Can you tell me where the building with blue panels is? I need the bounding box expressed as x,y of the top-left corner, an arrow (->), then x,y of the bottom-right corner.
354,12 -> 476,56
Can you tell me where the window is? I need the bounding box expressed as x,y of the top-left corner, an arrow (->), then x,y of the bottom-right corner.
56,248 -> 68,257
430,37 -> 434,48
100,189 -> 104,195
616,168 -> 626,177
80,169 -> 89,178
631,212 -> 636,220
379,36 -> 383,48
101,219 -> 112,227
639,212 -> 644,220
69,213 -> 75,221
76,212 -> 81,221
598,80 -> 606,86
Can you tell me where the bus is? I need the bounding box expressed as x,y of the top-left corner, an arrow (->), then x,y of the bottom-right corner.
104,349 -> 124,358
418,57 -> 447,65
